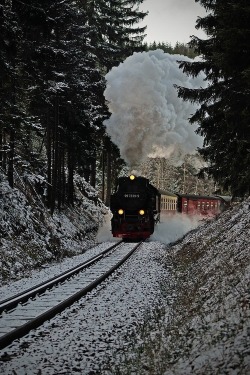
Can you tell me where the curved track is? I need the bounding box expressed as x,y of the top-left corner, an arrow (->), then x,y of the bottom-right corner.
0,241 -> 142,350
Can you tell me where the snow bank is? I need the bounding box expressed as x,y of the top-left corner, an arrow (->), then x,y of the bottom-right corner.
0,174 -> 108,285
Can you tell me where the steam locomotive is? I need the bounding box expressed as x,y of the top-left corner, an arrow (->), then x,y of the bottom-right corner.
110,174 -> 231,240
110,175 -> 161,240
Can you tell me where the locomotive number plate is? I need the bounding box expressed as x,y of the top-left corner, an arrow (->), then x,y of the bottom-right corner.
124,194 -> 140,198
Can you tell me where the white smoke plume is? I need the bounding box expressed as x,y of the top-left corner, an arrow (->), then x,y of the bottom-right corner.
104,50 -> 205,168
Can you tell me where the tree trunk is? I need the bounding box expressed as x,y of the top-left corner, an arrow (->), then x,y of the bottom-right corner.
90,155 -> 96,188
7,129 -> 15,188
0,129 -> 7,172
51,95 -> 59,214
67,133 -> 74,206
46,113 -> 52,210
61,142 -> 66,206
101,149 -> 105,202
105,147 -> 111,207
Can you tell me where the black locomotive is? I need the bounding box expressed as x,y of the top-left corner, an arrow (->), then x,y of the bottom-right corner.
110,175 -> 161,240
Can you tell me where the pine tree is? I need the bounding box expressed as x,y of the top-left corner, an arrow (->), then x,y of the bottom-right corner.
86,0 -> 147,71
0,1 -> 108,210
176,0 -> 250,197
0,0 -> 148,208
0,2 -> 24,187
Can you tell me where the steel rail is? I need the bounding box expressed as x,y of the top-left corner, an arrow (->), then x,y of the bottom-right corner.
0,241 -> 122,314
0,241 -> 142,350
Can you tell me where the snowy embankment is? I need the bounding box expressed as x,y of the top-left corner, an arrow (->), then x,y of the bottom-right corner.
0,198 -> 249,374
0,175 -> 108,284
114,198 -> 250,375
161,198 -> 250,375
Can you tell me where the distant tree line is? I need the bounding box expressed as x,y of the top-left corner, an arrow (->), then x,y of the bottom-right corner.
0,0 -> 147,211
141,155 -> 215,196
145,41 -> 198,59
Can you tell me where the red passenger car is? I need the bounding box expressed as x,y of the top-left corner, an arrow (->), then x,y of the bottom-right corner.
176,194 -> 229,216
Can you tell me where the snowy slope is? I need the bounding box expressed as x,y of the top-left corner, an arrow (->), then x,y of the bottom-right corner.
114,198 -> 250,374
0,174 -> 108,285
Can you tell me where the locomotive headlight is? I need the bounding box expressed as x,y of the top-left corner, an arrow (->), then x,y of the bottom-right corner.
139,209 -> 145,215
129,174 -> 135,180
118,209 -> 124,215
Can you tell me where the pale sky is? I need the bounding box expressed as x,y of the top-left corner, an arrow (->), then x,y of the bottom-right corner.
139,0 -> 207,46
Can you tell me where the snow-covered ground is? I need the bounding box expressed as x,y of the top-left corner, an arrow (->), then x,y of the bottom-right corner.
0,198 -> 249,374
1,172 -> 249,374
0,241 -> 167,374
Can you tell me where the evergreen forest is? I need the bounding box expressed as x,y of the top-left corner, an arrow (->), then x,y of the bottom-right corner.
1,0 -> 249,217
0,0 -> 147,211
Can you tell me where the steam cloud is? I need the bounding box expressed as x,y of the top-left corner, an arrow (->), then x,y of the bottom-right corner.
96,212 -> 201,244
150,213 -> 200,244
104,50 -> 205,167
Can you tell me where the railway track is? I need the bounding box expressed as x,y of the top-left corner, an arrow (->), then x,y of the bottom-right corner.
0,240 -> 142,350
